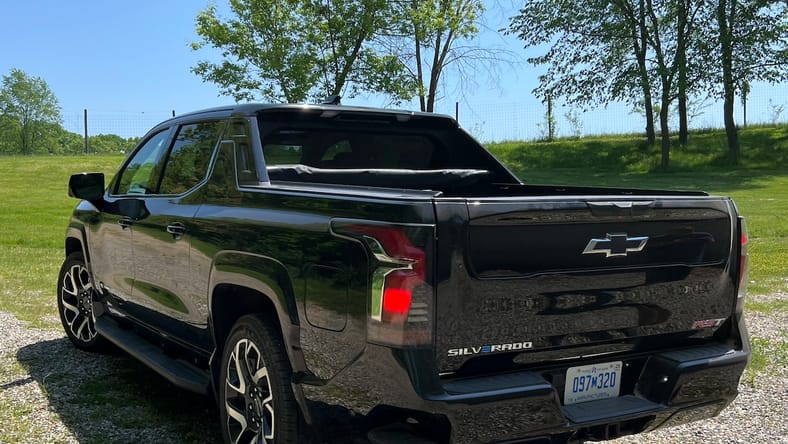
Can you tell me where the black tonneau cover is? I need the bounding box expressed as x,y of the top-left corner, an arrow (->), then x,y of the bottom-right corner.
266,165 -> 491,190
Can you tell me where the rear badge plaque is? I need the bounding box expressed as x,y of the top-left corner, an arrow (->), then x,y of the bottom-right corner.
564,361 -> 622,405
583,233 -> 648,257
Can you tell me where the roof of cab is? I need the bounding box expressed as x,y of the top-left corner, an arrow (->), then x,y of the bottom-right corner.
174,103 -> 454,120
145,103 -> 458,136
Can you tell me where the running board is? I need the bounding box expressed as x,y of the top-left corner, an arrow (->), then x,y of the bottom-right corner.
95,316 -> 211,395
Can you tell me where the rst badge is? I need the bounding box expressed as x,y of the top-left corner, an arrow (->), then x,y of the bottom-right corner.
583,233 -> 648,258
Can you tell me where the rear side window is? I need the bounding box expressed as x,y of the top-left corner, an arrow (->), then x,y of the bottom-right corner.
158,121 -> 226,195
227,119 -> 259,185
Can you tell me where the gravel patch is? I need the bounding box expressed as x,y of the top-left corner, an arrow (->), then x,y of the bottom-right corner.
0,311 -> 219,443
0,303 -> 785,443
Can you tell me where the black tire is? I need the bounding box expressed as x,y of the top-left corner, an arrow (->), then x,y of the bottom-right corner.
219,314 -> 302,444
57,252 -> 108,352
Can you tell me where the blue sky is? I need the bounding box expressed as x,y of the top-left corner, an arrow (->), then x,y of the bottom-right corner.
1,1 -> 785,141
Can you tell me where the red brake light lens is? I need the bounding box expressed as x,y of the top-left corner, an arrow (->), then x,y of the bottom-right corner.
382,288 -> 412,316
331,220 -> 433,346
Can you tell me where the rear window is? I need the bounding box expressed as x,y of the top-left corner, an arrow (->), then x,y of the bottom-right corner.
261,129 -> 438,170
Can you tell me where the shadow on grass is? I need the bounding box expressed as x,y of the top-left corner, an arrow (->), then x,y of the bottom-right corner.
16,338 -> 220,443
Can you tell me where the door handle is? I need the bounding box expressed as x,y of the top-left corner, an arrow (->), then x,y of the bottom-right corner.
166,223 -> 187,239
118,217 -> 133,230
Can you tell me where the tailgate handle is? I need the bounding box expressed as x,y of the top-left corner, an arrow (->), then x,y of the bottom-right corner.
588,201 -> 654,216
588,201 -> 654,209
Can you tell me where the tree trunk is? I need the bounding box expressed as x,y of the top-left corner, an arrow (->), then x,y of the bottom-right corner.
20,120 -> 30,155
676,0 -> 689,145
426,65 -> 439,112
717,0 -> 740,161
549,94 -> 556,140
659,89 -> 671,169
412,1 -> 426,112
635,0 -> 656,145
722,88 -> 739,161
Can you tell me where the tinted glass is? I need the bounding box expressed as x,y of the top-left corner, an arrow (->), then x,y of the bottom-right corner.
261,129 -> 437,169
115,130 -> 171,195
158,121 -> 225,195
228,119 -> 259,185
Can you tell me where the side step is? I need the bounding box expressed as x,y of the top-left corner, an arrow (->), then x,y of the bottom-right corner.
95,316 -> 211,395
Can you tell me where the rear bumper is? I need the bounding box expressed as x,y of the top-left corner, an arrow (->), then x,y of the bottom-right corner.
301,324 -> 749,443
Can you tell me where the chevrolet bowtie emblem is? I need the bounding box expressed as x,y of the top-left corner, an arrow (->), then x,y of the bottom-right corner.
582,233 -> 649,257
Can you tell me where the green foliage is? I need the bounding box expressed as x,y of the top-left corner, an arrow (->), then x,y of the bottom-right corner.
507,0 -> 634,107
0,114 -> 20,154
191,0 -> 415,103
0,69 -> 61,155
88,133 -> 138,154
508,0 -> 788,162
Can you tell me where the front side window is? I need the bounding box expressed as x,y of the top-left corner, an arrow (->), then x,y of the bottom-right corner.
158,121 -> 226,195
114,130 -> 171,195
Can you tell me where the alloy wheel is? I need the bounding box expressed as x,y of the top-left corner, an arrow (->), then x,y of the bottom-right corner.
60,262 -> 98,343
225,338 -> 275,444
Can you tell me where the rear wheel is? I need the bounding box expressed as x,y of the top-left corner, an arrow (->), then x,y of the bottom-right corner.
57,252 -> 107,351
220,314 -> 302,444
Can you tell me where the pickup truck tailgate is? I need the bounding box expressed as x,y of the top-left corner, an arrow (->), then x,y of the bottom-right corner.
434,197 -> 736,374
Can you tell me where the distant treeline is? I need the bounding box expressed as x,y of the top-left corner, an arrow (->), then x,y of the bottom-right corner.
0,118 -> 139,155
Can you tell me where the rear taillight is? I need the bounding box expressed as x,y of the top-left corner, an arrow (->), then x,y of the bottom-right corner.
736,217 -> 748,312
331,220 -> 434,346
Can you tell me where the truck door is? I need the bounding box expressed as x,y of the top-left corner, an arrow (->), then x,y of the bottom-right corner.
129,120 -> 227,352
93,129 -> 173,307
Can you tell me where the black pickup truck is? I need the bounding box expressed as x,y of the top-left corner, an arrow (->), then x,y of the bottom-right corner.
60,104 -> 750,444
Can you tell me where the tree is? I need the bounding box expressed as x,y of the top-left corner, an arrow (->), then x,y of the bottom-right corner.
715,0 -> 787,161
0,69 -> 61,155
510,0 -> 707,168
191,0 -> 414,103
392,0 -> 496,112
509,0 -> 658,143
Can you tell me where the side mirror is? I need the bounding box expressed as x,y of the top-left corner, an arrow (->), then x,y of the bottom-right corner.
69,173 -> 105,201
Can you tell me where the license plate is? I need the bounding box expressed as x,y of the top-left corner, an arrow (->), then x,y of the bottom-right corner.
563,361 -> 622,405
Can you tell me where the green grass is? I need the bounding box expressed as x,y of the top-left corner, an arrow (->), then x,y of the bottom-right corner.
745,299 -> 788,314
746,335 -> 788,384
0,155 -> 124,327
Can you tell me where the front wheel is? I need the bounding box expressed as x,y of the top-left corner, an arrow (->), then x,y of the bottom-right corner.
220,314 -> 303,444
57,252 -> 107,352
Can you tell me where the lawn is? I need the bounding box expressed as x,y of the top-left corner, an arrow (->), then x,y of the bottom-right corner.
0,155 -> 124,328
